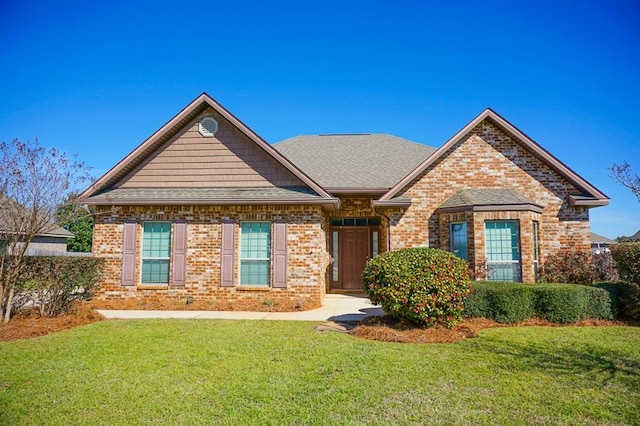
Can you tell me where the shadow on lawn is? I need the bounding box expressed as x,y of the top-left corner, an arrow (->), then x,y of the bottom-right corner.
329,307 -> 385,323
471,335 -> 640,393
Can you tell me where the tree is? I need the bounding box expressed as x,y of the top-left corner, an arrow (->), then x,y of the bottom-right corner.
56,193 -> 94,252
610,162 -> 640,203
0,138 -> 91,323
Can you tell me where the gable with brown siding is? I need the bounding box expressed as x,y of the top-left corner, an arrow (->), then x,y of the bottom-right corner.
118,108 -> 304,189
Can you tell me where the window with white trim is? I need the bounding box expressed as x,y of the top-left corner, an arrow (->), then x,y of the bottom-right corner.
240,222 -> 271,286
141,222 -> 171,284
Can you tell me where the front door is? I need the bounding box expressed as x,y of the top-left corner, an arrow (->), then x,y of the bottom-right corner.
342,228 -> 370,289
330,220 -> 379,291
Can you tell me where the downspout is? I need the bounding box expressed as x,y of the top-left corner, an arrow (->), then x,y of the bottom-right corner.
371,201 -> 391,253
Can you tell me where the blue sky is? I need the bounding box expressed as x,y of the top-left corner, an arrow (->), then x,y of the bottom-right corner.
1,0 -> 638,238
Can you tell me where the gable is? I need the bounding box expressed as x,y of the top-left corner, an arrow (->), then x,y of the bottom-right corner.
390,120 -> 594,211
379,109 -> 609,207
118,108 -> 304,189
81,93 -> 339,208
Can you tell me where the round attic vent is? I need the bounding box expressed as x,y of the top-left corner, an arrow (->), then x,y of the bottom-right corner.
199,116 -> 219,137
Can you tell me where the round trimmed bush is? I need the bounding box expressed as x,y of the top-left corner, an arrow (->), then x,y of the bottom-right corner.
362,247 -> 471,328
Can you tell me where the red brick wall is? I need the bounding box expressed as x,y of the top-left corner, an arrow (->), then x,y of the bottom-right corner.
92,204 -> 329,309
384,119 -> 590,283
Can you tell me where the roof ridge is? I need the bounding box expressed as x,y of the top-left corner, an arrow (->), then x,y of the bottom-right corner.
317,133 -> 372,136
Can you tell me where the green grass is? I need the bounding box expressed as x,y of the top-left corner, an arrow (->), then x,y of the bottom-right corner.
1,320 -> 639,425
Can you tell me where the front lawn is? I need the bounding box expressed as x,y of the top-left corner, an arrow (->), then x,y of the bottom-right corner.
1,320 -> 638,425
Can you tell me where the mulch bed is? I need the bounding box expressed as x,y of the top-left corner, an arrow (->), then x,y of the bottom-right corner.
0,304 -> 633,344
0,303 -> 103,342
350,316 -> 628,343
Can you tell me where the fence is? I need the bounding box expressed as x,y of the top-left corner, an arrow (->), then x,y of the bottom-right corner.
24,247 -> 92,257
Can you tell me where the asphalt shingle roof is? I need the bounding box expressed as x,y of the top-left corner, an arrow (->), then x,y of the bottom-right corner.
590,232 -> 615,244
86,187 -> 327,204
0,195 -> 74,238
274,134 -> 436,190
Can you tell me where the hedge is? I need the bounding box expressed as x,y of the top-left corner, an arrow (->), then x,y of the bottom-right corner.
464,281 -> 613,323
593,281 -> 640,320
16,256 -> 104,317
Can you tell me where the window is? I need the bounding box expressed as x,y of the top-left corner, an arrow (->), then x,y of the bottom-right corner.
450,222 -> 468,260
240,222 -> 271,286
372,231 -> 379,258
533,221 -> 540,282
329,218 -> 379,226
332,231 -> 339,281
485,221 -> 522,282
141,222 -> 171,284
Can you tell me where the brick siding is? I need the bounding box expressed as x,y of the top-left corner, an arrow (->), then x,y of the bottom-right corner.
92,204 -> 329,308
383,119 -> 590,283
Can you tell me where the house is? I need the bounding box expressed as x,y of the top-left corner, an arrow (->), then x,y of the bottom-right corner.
80,93 -> 609,309
24,224 -> 74,256
590,232 -> 615,254
0,223 -> 73,256
0,195 -> 74,256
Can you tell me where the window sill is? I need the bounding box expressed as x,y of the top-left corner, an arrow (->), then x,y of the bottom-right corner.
237,286 -> 271,292
137,284 -> 169,290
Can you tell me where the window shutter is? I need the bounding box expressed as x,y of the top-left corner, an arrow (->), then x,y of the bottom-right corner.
220,220 -> 235,287
121,221 -> 137,286
272,221 -> 287,288
172,221 -> 187,287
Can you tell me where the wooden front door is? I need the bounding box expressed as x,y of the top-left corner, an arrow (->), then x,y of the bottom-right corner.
331,227 -> 371,290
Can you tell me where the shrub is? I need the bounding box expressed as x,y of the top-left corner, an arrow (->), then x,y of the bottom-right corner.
362,247 -> 471,328
539,250 -> 595,284
594,281 -> 640,320
611,242 -> 640,284
464,282 -> 613,323
489,284 -> 536,323
592,251 -> 619,282
464,282 -> 535,323
462,283 -> 493,319
18,256 -> 104,317
618,281 -> 640,320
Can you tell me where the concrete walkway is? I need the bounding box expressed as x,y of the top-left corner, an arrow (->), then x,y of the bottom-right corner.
96,294 -> 384,322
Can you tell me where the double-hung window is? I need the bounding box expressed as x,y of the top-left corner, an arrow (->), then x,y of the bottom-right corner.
141,222 -> 171,284
240,222 -> 271,286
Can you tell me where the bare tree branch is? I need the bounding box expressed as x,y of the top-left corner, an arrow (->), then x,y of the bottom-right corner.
0,138 -> 92,322
610,162 -> 640,203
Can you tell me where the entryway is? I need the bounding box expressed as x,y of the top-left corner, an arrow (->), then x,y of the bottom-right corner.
329,218 -> 380,291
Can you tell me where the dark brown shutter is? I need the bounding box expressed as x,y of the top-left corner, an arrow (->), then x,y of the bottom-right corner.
220,220 -> 235,287
272,221 -> 287,288
121,221 -> 137,287
172,221 -> 187,287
